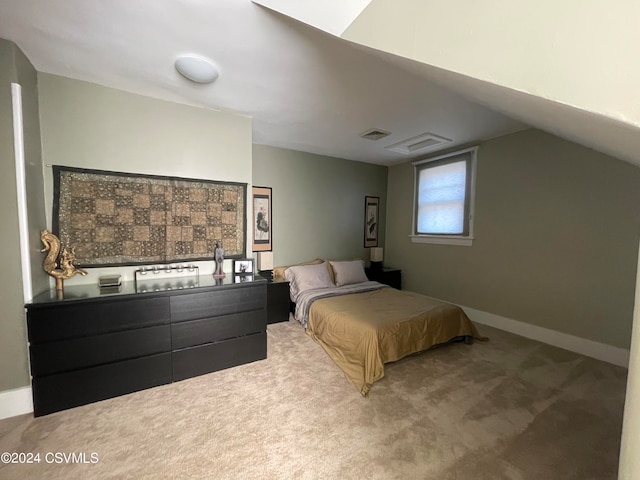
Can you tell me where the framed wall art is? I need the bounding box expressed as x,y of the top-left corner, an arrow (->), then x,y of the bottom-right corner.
252,186 -> 272,252
52,165 -> 247,267
364,196 -> 379,247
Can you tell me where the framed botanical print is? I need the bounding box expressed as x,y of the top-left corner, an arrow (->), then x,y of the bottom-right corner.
252,186 -> 272,252
364,196 -> 379,247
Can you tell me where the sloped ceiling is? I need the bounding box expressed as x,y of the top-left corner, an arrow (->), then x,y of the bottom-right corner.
0,0 -> 526,165
255,0 -> 640,168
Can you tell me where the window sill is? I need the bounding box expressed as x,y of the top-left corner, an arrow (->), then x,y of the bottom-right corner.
410,235 -> 474,246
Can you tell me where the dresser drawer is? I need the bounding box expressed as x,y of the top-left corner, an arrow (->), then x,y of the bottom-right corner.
26,280 -> 269,416
170,284 -> 266,322
172,332 -> 266,381
171,310 -> 265,350
27,296 -> 171,343
32,353 -> 172,417
30,325 -> 171,376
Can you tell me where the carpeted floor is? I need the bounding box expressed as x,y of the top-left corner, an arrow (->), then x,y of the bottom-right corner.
0,318 -> 627,479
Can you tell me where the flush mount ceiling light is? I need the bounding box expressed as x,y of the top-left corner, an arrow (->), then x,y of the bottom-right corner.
175,55 -> 219,84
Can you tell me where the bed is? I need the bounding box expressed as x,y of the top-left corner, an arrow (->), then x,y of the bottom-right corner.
277,259 -> 483,396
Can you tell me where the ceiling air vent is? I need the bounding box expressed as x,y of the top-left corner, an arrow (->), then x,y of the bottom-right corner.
360,128 -> 391,141
386,132 -> 451,154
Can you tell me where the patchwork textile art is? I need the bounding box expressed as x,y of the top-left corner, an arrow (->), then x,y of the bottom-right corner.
53,166 -> 246,267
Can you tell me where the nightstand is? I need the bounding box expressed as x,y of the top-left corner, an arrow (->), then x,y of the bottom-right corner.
260,272 -> 290,324
365,267 -> 402,290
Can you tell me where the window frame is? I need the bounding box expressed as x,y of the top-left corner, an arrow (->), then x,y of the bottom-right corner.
410,146 -> 478,247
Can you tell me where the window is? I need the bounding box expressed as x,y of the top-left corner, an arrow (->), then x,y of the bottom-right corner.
411,147 -> 477,246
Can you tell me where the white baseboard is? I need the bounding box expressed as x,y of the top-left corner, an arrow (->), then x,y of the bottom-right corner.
0,386 -> 33,420
463,305 -> 630,368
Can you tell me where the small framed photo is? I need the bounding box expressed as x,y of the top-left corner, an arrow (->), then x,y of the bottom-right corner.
364,196 -> 379,247
233,258 -> 254,276
252,186 -> 272,252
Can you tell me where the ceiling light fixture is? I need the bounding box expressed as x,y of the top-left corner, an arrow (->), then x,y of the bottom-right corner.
175,55 -> 219,84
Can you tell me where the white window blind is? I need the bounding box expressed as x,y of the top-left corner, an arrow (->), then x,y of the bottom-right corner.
417,160 -> 467,234
412,147 -> 477,246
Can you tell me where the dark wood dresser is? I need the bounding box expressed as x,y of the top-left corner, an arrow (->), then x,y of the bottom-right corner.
26,276 -> 267,416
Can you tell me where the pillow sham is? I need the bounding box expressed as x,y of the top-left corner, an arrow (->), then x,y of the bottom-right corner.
273,258 -> 323,282
329,260 -> 368,287
285,262 -> 334,302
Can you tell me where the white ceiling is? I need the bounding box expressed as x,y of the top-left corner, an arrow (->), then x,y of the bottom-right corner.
0,0 -> 528,166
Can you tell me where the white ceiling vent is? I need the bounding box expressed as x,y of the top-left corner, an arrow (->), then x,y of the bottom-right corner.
360,128 -> 391,141
385,132 -> 452,154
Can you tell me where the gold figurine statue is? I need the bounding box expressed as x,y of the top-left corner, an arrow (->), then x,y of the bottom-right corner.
41,229 -> 87,292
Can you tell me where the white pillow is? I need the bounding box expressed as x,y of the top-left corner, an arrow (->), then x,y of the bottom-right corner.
284,262 -> 334,302
329,260 -> 368,287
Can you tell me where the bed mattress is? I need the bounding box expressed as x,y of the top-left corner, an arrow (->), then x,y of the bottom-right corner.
304,286 -> 481,395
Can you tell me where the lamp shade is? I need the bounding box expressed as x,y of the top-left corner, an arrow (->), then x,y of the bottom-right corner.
175,55 -> 219,84
370,247 -> 384,262
257,251 -> 274,271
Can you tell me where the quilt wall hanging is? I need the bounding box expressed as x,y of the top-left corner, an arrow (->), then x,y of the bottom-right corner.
53,166 -> 247,267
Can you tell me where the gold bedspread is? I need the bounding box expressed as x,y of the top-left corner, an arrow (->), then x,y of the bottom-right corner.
306,288 -> 481,396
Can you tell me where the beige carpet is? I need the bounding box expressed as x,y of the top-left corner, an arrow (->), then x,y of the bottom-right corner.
0,318 -> 627,479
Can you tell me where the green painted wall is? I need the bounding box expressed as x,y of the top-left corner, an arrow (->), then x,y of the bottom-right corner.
1,69 -> 253,396
386,129 -> 640,349
252,145 -> 387,267
0,39 -> 47,392
37,73 -> 253,286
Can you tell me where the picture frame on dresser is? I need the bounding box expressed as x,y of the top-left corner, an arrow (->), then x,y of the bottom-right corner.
233,258 -> 254,275
233,258 -> 255,283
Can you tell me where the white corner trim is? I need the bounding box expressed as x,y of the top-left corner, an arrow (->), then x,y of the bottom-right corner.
462,305 -> 630,368
11,83 -> 33,303
0,386 -> 33,420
